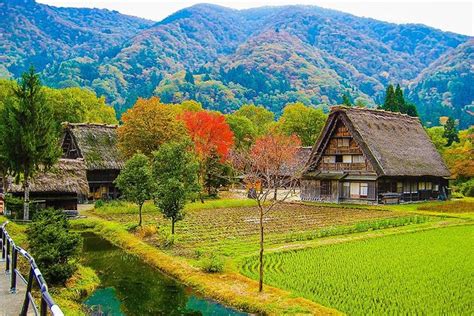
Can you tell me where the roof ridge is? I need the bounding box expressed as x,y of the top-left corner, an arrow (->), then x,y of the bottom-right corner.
62,122 -> 118,128
330,106 -> 419,120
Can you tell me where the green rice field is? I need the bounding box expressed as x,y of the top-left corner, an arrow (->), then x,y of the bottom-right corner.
241,225 -> 474,315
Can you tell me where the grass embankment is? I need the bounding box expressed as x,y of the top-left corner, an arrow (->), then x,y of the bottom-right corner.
71,216 -> 339,315
241,225 -> 474,315
0,216 -> 99,316
92,198 -> 258,215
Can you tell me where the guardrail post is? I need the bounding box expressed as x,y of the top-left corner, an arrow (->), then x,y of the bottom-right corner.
10,246 -> 17,293
40,297 -> 47,316
1,228 -> 4,261
5,238 -> 10,273
20,266 -> 34,316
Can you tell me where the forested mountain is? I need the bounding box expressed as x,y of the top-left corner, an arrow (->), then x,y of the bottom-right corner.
1,1 -> 472,127
0,0 -> 153,76
409,40 -> 473,128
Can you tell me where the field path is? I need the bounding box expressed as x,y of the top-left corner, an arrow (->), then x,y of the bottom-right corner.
0,258 -> 33,316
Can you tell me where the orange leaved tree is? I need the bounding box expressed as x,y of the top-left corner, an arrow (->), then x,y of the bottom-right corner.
180,110 -> 234,199
118,97 -> 186,158
233,133 -> 302,292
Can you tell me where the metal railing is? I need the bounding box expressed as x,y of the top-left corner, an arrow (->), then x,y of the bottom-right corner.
1,221 -> 64,316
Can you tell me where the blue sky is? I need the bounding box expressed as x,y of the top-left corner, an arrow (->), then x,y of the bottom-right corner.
38,0 -> 473,36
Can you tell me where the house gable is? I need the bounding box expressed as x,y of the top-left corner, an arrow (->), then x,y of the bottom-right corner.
306,113 -> 380,175
316,119 -> 376,174
61,130 -> 82,160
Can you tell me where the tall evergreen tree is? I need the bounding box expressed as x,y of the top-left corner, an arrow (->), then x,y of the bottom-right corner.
443,117 -> 460,146
394,84 -> 405,113
383,84 -> 397,112
342,93 -> 352,107
0,67 -> 61,220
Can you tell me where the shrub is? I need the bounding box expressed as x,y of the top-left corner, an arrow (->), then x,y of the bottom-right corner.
135,225 -> 158,238
94,199 -> 105,208
460,179 -> 474,197
200,254 -> 224,273
27,209 -> 82,285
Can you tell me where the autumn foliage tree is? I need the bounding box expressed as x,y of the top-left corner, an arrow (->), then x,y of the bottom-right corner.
180,110 -> 234,198
233,133 -> 302,292
118,97 -> 186,158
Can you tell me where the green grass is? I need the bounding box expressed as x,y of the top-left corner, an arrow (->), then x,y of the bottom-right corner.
241,225 -> 474,315
92,198 -> 258,215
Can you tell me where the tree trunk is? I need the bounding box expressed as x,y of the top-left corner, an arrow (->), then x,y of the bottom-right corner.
138,203 -> 143,226
23,177 -> 30,221
273,187 -> 278,200
259,204 -> 264,292
171,218 -> 175,235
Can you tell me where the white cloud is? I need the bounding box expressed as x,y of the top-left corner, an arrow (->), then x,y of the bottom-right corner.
37,0 -> 473,36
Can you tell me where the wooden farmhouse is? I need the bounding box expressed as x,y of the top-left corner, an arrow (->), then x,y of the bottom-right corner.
61,123 -> 124,200
9,159 -> 89,210
301,107 -> 451,204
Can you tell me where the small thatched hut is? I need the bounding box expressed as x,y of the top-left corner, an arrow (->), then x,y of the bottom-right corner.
301,106 -> 451,204
9,159 -> 89,210
61,123 -> 124,200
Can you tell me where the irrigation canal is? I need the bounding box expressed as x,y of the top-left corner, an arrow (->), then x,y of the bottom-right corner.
81,232 -> 247,315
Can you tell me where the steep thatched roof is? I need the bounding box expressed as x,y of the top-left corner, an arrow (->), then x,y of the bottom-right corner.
308,107 -> 450,177
281,146 -> 313,177
62,123 -> 124,170
9,159 -> 89,195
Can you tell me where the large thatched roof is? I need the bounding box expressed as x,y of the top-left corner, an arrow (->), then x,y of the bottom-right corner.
9,159 -> 89,195
308,107 -> 451,177
62,123 -> 124,170
281,146 -> 313,177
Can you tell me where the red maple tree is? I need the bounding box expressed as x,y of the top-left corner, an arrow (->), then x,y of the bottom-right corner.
180,110 -> 234,161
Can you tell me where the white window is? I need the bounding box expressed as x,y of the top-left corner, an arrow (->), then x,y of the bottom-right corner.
397,182 -> 403,193
343,155 -> 352,163
433,184 -> 439,191
403,182 -> 411,193
323,156 -> 335,163
337,138 -> 350,147
411,182 -> 418,193
426,182 -> 432,190
352,155 -> 364,163
360,183 -> 368,197
418,182 -> 425,190
350,182 -> 360,198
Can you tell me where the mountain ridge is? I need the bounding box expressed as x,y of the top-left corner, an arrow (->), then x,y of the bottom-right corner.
1,1 -> 472,127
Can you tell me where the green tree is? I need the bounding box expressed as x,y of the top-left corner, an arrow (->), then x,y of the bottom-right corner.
426,126 -> 447,153
233,104 -> 274,135
225,114 -> 257,149
152,141 -> 200,235
0,67 -> 61,220
394,84 -> 405,113
184,70 -> 195,85
27,209 -> 82,285
443,117 -> 460,146
203,149 -> 232,197
405,103 -> 418,117
342,93 -> 352,106
115,153 -> 154,226
278,102 -> 327,146
383,84 -> 397,112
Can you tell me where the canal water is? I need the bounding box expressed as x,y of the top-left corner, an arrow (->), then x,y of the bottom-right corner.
81,232 -> 246,316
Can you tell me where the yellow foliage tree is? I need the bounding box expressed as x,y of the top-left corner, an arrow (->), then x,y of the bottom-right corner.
443,128 -> 474,179
118,97 -> 186,158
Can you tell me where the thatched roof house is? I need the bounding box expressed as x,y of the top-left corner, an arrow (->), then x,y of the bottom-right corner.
62,123 -> 124,170
61,123 -> 124,200
301,106 -> 450,204
9,159 -> 89,210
